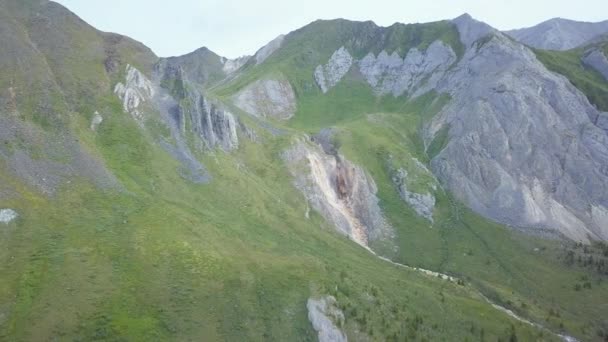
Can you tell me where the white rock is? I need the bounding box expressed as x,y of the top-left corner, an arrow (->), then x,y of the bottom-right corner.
307,296 -> 347,342
114,65 -> 155,121
314,47 -> 354,93
358,41 -> 456,97
0,209 -> 18,224
90,111 -> 103,131
222,56 -> 250,74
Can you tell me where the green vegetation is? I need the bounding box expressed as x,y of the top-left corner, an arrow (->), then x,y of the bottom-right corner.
2,2 -> 608,341
535,46 -> 608,111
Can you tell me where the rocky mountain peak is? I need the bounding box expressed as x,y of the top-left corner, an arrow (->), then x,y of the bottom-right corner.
452,13 -> 497,48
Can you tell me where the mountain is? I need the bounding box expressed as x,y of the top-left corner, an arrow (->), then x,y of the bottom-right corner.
505,18 -> 608,50
1,1 -> 608,341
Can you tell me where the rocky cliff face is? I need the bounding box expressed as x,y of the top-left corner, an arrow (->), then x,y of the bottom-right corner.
313,41 -> 457,97
233,77 -> 296,120
424,16 -> 608,241
314,47 -> 354,93
283,135 -> 393,248
506,18 -> 608,50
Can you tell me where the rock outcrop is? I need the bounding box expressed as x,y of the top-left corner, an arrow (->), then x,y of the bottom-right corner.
307,296 -> 347,342
114,64 -> 155,121
182,88 -> 239,151
314,47 -> 354,93
423,16 -> 608,241
283,136 -> 393,248
582,49 -> 608,81
391,168 -> 435,222
312,41 -> 456,97
234,78 -> 296,120
90,111 -> 103,131
0,209 -> 18,224
115,65 -> 213,183
359,41 -> 457,97
221,55 -> 250,74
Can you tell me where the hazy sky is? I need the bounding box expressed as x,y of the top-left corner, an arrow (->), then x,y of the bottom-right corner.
55,0 -> 608,58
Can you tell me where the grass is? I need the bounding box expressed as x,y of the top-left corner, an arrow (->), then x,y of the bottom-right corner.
2,3 -> 607,340
535,47 -> 608,111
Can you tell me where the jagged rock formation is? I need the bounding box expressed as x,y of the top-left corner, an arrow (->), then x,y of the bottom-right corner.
234,78 -> 296,120
307,296 -> 347,342
506,18 -> 608,50
0,209 -> 17,224
312,42 -> 456,97
221,55 -> 250,74
254,35 -> 285,65
182,87 -> 239,151
359,40 -> 457,97
114,64 -> 155,121
283,136 -> 393,248
314,47 -> 353,93
423,16 -> 608,241
583,49 -> 608,81
114,64 -> 213,183
391,168 -> 435,222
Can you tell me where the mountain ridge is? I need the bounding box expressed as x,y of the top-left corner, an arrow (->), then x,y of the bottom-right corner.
1,2 -> 608,341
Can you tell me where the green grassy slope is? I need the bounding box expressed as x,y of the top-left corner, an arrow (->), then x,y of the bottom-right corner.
209,20 -> 608,340
0,91 -> 555,341
1,2 -> 607,341
535,45 -> 608,111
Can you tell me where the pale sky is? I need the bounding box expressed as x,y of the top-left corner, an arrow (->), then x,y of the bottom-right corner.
55,0 -> 608,59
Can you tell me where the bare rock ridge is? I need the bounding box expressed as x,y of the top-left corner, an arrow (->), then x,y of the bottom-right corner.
423,15 -> 608,241
313,41 -> 456,96
307,296 -> 347,342
283,133 -> 394,248
506,18 -> 608,50
314,47 -> 354,93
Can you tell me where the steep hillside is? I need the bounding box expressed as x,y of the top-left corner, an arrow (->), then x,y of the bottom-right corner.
506,18 -> 608,50
2,1 -> 608,341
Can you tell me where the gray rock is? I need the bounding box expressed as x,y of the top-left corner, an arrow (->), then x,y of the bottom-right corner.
283,137 -> 393,248
114,64 -> 155,122
182,88 -> 239,151
115,65 -> 212,183
424,26 -> 608,242
254,34 -> 285,65
90,111 -> 103,131
234,78 -> 296,120
452,13 -> 496,49
505,18 -> 608,51
392,168 -> 435,222
358,41 -> 457,97
0,209 -> 18,224
582,49 -> 608,81
222,55 -> 250,74
314,47 -> 354,93
307,296 -> 347,342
